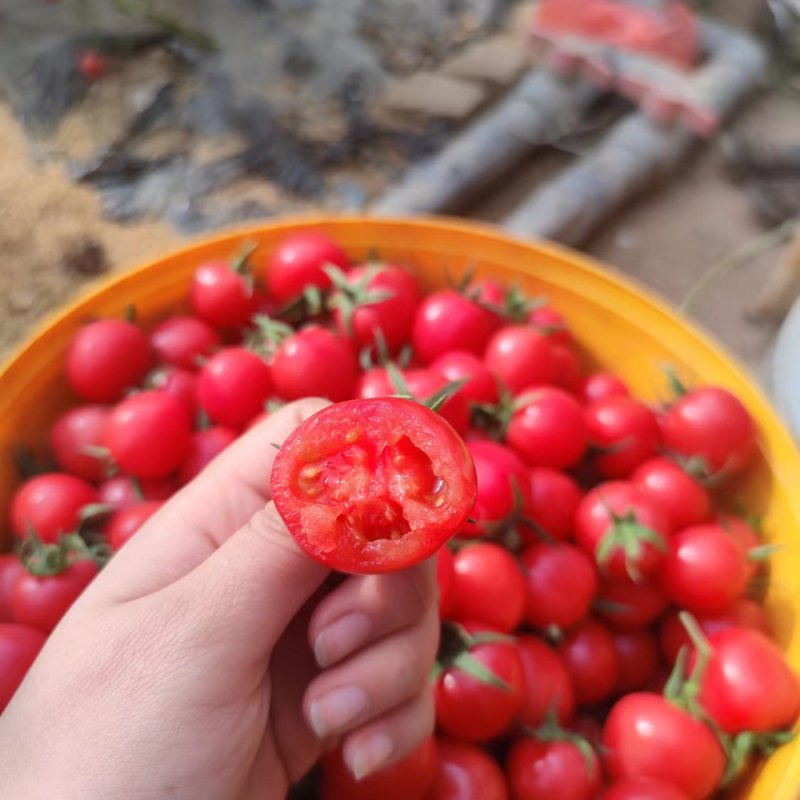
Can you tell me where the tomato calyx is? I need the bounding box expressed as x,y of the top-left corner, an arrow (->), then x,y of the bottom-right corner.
324,264 -> 395,336
19,529 -> 107,577
470,386 -> 515,439
244,314 -> 294,356
13,445 -> 57,480
385,363 -> 466,414
519,712 -> 598,778
432,621 -> 516,691
358,328 -> 413,372
595,504 -> 667,582
229,241 -> 258,296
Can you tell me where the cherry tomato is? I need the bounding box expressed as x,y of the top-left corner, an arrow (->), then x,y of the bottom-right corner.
98,475 -> 176,511
413,287 -> 503,364
579,372 -> 630,405
357,367 -> 394,400
11,473 -> 98,543
460,441 -> 530,539
506,736 -> 601,800
66,319 -> 153,403
271,327 -> 357,403
595,576 -> 669,632
50,405 -> 111,482
437,546 -> 456,618
78,50 -> 107,80
404,369 -> 470,436
432,351 -> 500,406
525,467 -> 581,541
320,735 -> 437,800
506,388 -> 587,470
271,398 -> 477,574
659,599 -> 771,663
178,426 -> 238,484
716,513 -> 761,580
266,231 -> 350,305
613,629 -> 660,692
586,397 -> 661,478
449,543 -> 527,632
331,263 -> 420,353
558,618 -> 619,705
148,367 -> 198,419
549,343 -> 582,393
698,628 -> 800,734
483,325 -> 554,394
427,738 -> 508,800
191,259 -> 255,329
521,542 -> 598,631
106,391 -> 191,480
574,482 -> 671,581
632,458 -> 710,531
434,623 -> 524,741
659,524 -> 749,614
529,305 -> 571,345
197,347 -> 273,430
661,386 -> 756,480
0,623 -> 46,713
516,635 -> 575,727
0,556 -> 26,622
12,557 -> 99,633
604,778 -> 691,800
107,501 -> 164,550
602,693 -> 725,799
150,315 -> 220,370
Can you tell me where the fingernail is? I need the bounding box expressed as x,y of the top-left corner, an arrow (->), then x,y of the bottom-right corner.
314,612 -> 372,669
309,686 -> 369,739
348,733 -> 394,781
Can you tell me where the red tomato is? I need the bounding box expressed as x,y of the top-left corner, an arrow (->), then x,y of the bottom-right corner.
10,473 -> 98,543
516,635 -> 575,727
659,599 -> 771,663
434,623 -> 524,741
98,475 -> 176,511
331,263 -> 420,353
579,372 -> 630,404
604,778 -> 691,800
0,623 -> 46,713
521,542 -> 598,631
404,369 -> 470,436
558,618 -> 619,705
78,50 -> 107,80
427,738 -> 508,800
574,482 -> 671,581
529,305 -> 571,345
602,693 -> 725,799
483,326 -> 554,394
50,405 -> 111,482
659,524 -> 749,614
357,367 -> 394,400
197,347 -> 273,430
461,441 -> 530,539
632,458 -> 710,531
148,367 -> 198,419
437,546 -> 456,618
549,343 -> 582,393
595,577 -> 669,632
178,426 -> 238,484
449,543 -> 527,632
613,629 -> 660,692
12,558 -> 98,633
107,501 -> 164,550
271,327 -> 357,403
412,288 -> 503,364
716,513 -> 761,580
66,319 -> 153,403
266,231 -> 350,304
271,398 -> 477,574
150,315 -> 220,370
586,397 -> 661,478
698,628 -> 800,734
506,388 -> 587,470
106,391 -> 192,480
0,556 -> 26,622
321,735 -> 437,800
661,387 -> 756,480
525,467 -> 581,541
506,736 -> 601,800
191,259 -> 255,329
432,351 -> 500,406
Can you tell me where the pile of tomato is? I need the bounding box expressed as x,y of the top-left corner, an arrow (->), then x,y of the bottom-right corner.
1,229 -> 798,800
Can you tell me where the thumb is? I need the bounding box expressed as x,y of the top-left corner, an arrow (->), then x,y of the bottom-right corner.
168,499 -> 330,657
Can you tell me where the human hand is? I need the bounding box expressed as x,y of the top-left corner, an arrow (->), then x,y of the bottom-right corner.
0,399 -> 438,799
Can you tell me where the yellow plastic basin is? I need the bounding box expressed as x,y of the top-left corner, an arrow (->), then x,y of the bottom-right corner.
1,217 -> 798,797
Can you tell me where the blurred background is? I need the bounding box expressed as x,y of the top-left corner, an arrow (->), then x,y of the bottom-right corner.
0,0 -> 798,399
